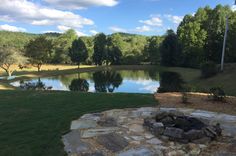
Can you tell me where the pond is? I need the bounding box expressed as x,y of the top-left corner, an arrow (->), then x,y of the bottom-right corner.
10,69 -> 185,94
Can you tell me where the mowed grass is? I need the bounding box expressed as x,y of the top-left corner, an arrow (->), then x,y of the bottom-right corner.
166,63 -> 236,96
0,91 -> 157,156
0,64 -> 86,75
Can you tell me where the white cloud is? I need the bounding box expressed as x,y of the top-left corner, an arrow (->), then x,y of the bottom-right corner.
57,25 -> 71,32
134,25 -> 152,32
139,85 -> 158,93
139,17 -> 163,27
232,5 -> 236,11
164,14 -> 183,24
0,0 -> 94,28
109,26 -> 127,33
32,20 -> 53,26
90,30 -> 99,35
0,24 -> 26,32
57,25 -> 87,36
44,0 -> 118,10
76,31 -> 88,37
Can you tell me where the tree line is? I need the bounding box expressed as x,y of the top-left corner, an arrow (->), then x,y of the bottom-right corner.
0,4 -> 236,76
161,5 -> 236,68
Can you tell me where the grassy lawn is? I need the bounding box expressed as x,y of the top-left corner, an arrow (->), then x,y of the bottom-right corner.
166,63 -> 236,96
0,91 -> 157,156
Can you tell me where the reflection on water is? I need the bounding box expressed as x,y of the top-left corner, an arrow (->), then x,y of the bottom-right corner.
93,71 -> 123,93
69,78 -> 89,92
157,71 -> 185,93
18,78 -> 52,90
10,69 -> 169,93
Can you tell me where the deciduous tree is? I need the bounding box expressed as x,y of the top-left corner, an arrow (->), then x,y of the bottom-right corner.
69,38 -> 88,68
25,36 -> 53,71
0,46 -> 27,76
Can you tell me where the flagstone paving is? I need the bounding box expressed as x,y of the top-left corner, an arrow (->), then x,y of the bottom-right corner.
62,107 -> 236,156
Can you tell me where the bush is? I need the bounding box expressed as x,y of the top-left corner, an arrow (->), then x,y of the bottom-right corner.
200,61 -> 218,78
209,87 -> 226,102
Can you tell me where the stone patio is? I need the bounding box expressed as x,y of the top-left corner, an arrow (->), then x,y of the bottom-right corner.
62,107 -> 236,156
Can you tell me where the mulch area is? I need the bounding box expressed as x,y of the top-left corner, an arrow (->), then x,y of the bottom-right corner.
155,92 -> 236,115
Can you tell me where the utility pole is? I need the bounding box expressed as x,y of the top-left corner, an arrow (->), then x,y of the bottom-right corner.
221,16 -> 228,72
221,0 -> 236,72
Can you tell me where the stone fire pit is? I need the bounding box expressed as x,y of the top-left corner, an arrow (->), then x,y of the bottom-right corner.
62,107 -> 236,156
143,112 -> 222,144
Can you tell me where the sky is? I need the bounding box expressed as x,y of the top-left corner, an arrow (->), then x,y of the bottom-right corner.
0,0 -> 235,36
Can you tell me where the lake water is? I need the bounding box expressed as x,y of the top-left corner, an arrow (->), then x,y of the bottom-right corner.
11,69 -> 185,93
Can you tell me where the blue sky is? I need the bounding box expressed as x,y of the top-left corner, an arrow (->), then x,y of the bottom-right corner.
0,0 -> 235,36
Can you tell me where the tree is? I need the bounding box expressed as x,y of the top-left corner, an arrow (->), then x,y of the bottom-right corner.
93,33 -> 107,65
52,29 -> 78,63
106,34 -> 123,65
69,38 -> 88,68
145,36 -> 163,64
0,46 -> 27,77
177,15 -> 207,68
160,30 -> 181,66
204,5 -> 230,63
25,36 -> 53,71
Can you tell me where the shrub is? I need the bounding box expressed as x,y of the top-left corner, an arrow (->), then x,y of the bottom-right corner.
209,87 -> 226,102
200,61 -> 218,78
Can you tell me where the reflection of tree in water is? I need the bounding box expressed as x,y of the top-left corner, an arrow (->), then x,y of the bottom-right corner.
69,78 -> 89,92
19,78 -> 51,90
157,71 -> 185,93
147,68 -> 159,81
93,71 -> 123,93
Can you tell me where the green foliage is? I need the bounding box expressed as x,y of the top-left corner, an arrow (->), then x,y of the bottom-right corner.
160,30 -> 181,66
177,15 -> 207,68
80,36 -> 94,64
69,38 -> 88,67
52,29 -> 78,64
209,87 -> 226,101
24,36 -> 53,71
177,5 -> 236,67
200,61 -> 218,78
0,46 -> 27,76
145,36 -> 163,64
107,34 -> 123,65
0,31 -> 36,50
93,33 -> 107,65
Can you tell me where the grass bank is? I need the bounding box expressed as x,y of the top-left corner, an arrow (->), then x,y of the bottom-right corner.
0,91 -> 157,156
165,63 -> 236,96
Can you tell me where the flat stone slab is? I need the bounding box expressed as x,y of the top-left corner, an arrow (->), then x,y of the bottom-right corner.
71,119 -> 97,130
97,133 -> 128,152
97,117 -> 117,127
129,124 -> 144,133
62,130 -> 91,155
81,127 -> 119,138
62,107 -> 236,156
117,147 -> 155,156
146,138 -> 162,145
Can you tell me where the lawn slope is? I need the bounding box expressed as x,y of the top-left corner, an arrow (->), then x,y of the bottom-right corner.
0,91 -> 157,156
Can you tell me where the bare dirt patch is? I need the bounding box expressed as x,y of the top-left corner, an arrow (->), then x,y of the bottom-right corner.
155,92 -> 236,115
